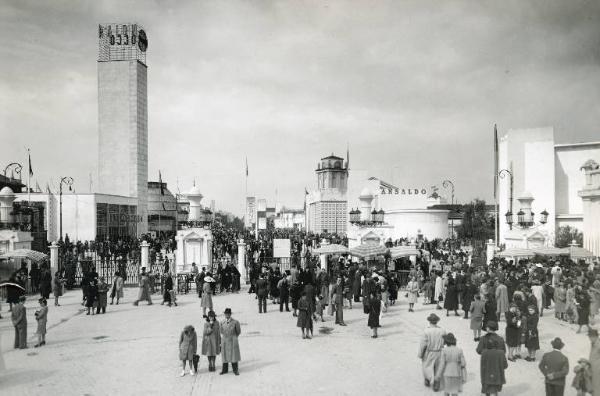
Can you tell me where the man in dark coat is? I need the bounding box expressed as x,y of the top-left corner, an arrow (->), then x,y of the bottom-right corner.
39,265 -> 52,300
256,274 -> 268,313
278,274 -> 290,312
538,338 -> 569,396
12,295 -> 27,349
332,277 -> 346,326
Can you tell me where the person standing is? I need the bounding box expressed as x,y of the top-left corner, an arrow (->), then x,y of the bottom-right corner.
418,313 -> 446,390
162,273 -> 174,306
332,277 -> 346,326
201,276 -> 214,317
297,291 -> 313,339
575,286 -> 591,334
85,279 -> 98,315
220,308 -> 241,375
368,292 -> 381,338
256,274 -> 268,314
479,337 -> 508,396
434,272 -> 444,310
553,282 -> 567,321
588,329 -> 600,395
39,265 -> 52,300
538,337 -> 569,396
34,298 -> 48,347
133,267 -> 153,306
201,311 -> 221,372
444,277 -> 459,317
96,277 -> 109,314
495,280 -> 509,322
505,304 -> 522,361
110,271 -> 124,305
179,325 -> 197,376
436,333 -> 466,396
477,321 -> 506,355
531,280 -> 544,317
52,271 -> 64,307
11,295 -> 27,349
407,276 -> 419,312
470,294 -> 486,341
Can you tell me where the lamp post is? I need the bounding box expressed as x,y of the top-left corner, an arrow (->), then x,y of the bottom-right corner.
498,169 -> 513,230
442,179 -> 455,239
3,162 -> 23,181
59,176 -> 74,241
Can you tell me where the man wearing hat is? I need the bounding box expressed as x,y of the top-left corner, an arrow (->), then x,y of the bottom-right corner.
256,273 -> 268,313
220,308 -> 241,375
11,295 -> 27,349
418,313 -> 446,390
538,337 -> 569,396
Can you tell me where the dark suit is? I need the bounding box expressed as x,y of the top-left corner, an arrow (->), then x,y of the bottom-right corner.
11,303 -> 27,349
256,278 -> 268,313
538,350 -> 569,396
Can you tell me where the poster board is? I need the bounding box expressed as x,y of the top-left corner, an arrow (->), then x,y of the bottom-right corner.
273,238 -> 291,258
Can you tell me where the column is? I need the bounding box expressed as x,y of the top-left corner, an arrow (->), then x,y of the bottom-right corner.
237,240 -> 247,283
486,239 -> 495,265
49,241 -> 59,274
140,240 -> 149,271
320,254 -> 327,271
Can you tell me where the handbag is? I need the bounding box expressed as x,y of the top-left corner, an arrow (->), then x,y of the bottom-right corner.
192,354 -> 200,372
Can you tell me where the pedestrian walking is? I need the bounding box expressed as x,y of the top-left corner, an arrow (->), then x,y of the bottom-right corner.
575,286 -> 591,334
406,276 -> 419,312
179,325 -> 197,377
12,295 -> 27,349
201,276 -> 214,316
52,271 -> 64,306
201,310 -> 221,372
297,291 -> 313,339
435,333 -> 466,396
418,313 -> 446,391
278,275 -> 290,312
332,277 -> 346,326
470,294 -> 486,341
367,292 -> 381,338
525,305 -> 540,362
220,308 -> 241,375
538,337 -> 569,396
34,298 -> 48,347
110,271 -> 124,305
96,277 -> 109,314
495,280 -> 509,322
444,277 -> 459,317
553,282 -> 567,321
133,267 -> 153,306
256,274 -> 268,314
477,321 -> 506,355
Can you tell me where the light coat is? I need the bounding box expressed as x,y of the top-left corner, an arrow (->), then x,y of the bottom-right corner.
36,305 -> 48,335
179,327 -> 197,361
201,283 -> 213,309
220,318 -> 241,363
418,324 -> 446,383
495,284 -> 509,314
201,321 -> 221,356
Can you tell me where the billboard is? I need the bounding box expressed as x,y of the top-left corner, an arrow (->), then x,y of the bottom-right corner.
273,238 -> 291,258
258,217 -> 267,230
245,197 -> 256,228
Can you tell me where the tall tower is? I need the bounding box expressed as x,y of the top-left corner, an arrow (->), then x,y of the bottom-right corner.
316,154 -> 348,193
97,23 -> 149,235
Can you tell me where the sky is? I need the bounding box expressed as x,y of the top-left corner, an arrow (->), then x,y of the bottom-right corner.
1,0 -> 599,216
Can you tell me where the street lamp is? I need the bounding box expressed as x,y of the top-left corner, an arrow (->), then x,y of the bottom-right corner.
442,179 -> 455,238
59,176 -> 74,241
376,209 -> 385,223
371,209 -> 378,223
498,169 -> 513,229
3,162 -> 23,181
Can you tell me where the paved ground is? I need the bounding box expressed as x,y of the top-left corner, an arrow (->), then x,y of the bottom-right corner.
0,286 -> 593,396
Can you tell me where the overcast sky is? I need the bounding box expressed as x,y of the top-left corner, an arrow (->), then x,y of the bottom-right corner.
1,0 -> 599,216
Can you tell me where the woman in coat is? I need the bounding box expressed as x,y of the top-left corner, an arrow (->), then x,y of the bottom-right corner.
297,291 -> 313,339
505,304 -> 521,361
480,337 -> 508,395
469,294 -> 486,341
96,277 -> 109,314
201,310 -> 221,372
179,325 -> 197,376
553,282 -> 567,321
352,270 -> 362,303
52,271 -> 64,307
367,292 -> 381,338
34,298 -> 48,347
436,333 -> 466,396
201,278 -> 213,317
406,276 -> 419,312
462,280 -> 477,319
444,277 -> 459,316
110,271 -> 124,305
484,293 -> 498,326
85,279 -> 97,315
39,266 -> 52,300
524,305 -> 539,361
565,282 -> 578,324
434,272 -> 444,310
575,286 -> 591,334
162,274 -> 174,307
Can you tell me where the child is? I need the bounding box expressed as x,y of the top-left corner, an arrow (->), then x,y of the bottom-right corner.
179,325 -> 197,376
315,295 -> 325,322
34,298 -> 48,347
524,305 -> 540,361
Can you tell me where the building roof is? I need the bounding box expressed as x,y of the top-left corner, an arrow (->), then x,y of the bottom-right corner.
321,154 -> 344,160
0,174 -> 26,193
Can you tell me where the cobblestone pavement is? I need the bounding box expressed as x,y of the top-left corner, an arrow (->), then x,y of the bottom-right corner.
0,286 -> 592,395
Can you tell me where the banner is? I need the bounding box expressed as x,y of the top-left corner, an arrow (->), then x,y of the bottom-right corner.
273,239 -> 291,258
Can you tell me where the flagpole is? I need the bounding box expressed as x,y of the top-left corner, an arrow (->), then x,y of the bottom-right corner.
27,148 -> 31,203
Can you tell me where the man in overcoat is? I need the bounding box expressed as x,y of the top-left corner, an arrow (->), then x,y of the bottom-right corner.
12,295 -> 27,349
538,337 -> 569,396
256,274 -> 268,313
418,313 -> 446,390
133,267 -> 153,306
220,308 -> 241,375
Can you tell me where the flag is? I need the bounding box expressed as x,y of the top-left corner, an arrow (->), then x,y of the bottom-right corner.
493,124 -> 498,199
28,151 -> 33,177
305,187 -> 308,195
162,202 -> 166,211
346,143 -> 350,169
35,181 -> 41,192
159,171 -> 165,195
46,183 -> 52,194
245,157 -> 248,177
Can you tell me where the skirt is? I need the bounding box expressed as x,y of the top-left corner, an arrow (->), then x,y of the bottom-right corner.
442,376 -> 463,394
481,384 -> 502,394
470,315 -> 483,330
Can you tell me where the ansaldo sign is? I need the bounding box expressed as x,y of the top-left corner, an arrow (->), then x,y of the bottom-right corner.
379,187 -> 428,195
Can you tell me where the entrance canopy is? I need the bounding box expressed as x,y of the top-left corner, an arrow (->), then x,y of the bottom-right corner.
313,244 -> 348,255
349,243 -> 387,258
0,249 -> 48,262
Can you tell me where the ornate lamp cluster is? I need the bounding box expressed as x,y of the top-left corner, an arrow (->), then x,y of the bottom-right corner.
349,208 -> 385,225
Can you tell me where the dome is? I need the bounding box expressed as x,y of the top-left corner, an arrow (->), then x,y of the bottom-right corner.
518,191 -> 534,200
359,187 -> 373,198
0,186 -> 14,196
187,185 -> 203,198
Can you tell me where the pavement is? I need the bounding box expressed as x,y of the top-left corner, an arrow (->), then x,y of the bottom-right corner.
0,286 -> 593,396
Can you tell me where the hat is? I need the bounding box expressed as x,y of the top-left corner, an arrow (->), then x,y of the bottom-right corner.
204,276 -> 215,282
427,313 -> 440,323
535,263 -> 543,268
207,310 -> 216,317
223,308 -> 232,314
486,320 -> 498,331
551,337 -> 565,350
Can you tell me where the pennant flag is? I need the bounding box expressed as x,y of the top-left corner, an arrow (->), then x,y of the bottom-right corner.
245,157 -> 248,177
159,171 -> 165,195
46,183 -> 52,194
35,181 -> 42,192
305,187 -> 308,195
493,124 -> 498,199
28,151 -> 33,177
346,143 -> 350,169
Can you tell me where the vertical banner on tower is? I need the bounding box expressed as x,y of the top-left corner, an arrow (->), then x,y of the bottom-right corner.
256,199 -> 267,230
245,197 -> 256,228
